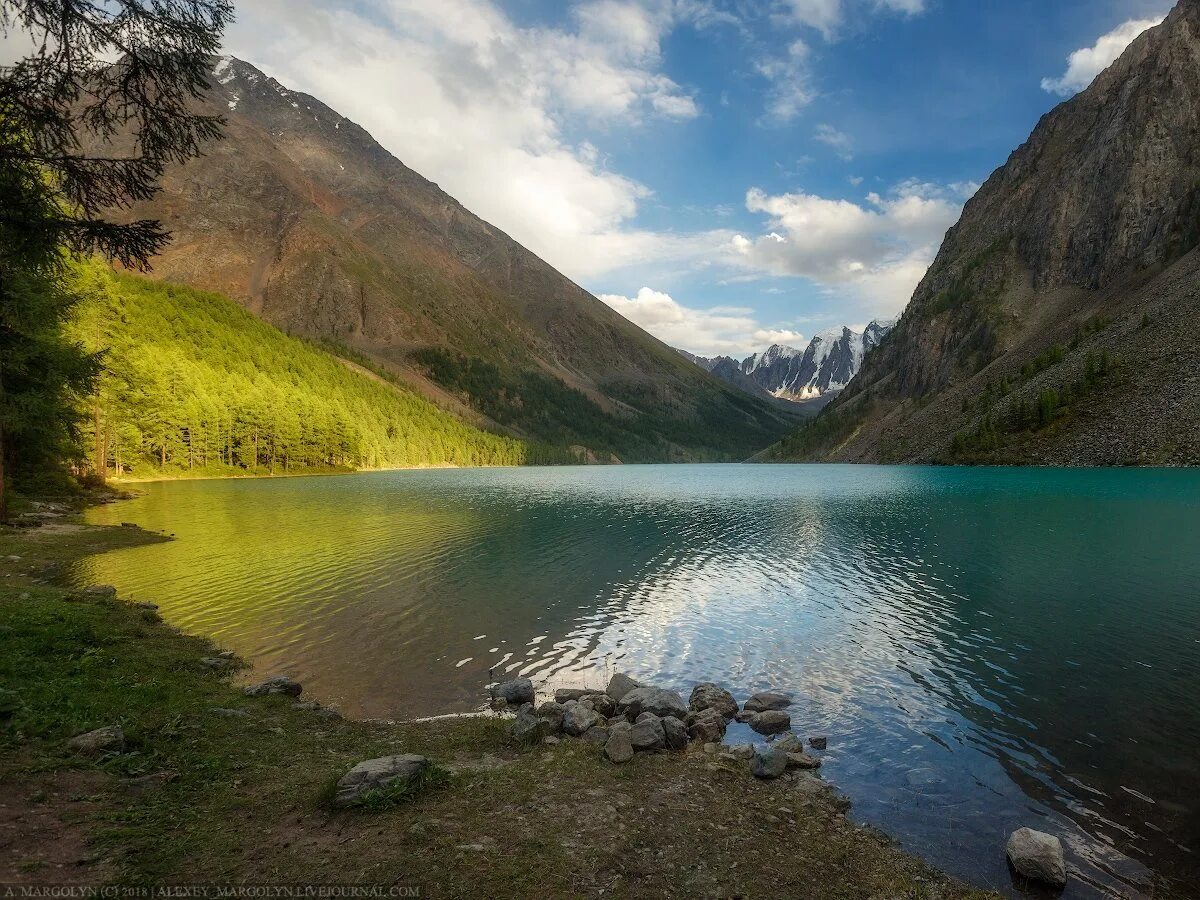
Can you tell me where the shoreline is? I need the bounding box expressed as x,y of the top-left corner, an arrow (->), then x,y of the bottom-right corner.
0,514 -> 998,897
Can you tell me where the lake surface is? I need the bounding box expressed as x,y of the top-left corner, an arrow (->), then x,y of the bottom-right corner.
79,466 -> 1200,897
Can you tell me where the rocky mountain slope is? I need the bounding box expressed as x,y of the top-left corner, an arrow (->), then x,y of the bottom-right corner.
763,0 -> 1200,465
680,320 -> 893,413
114,57 -> 799,462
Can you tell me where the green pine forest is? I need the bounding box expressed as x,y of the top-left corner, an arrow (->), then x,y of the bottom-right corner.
69,263 -> 572,480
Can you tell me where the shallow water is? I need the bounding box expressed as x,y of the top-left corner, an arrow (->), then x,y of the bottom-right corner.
80,465 -> 1200,896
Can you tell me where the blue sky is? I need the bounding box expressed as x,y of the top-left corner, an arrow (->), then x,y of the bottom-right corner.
220,0 -> 1172,357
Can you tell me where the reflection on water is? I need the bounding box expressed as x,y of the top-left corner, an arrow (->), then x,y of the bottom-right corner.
80,465 -> 1200,897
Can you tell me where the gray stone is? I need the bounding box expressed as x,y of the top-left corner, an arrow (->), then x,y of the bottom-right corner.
734,710 -> 756,724
511,708 -> 546,742
661,716 -> 688,751
809,735 -> 828,750
635,711 -> 658,724
743,691 -> 791,713
584,693 -> 618,717
243,675 -> 302,697
773,734 -> 805,753
83,585 -> 117,598
333,754 -> 429,807
750,748 -> 788,780
750,710 -> 791,735
67,726 -> 124,755
619,686 -> 687,720
688,683 -> 738,719
729,743 -> 755,760
785,752 -> 822,770
200,657 -> 233,670
554,688 -> 593,703
630,716 -> 666,752
582,726 -> 610,746
605,672 -> 644,702
1006,828 -> 1067,888
562,704 -> 600,736
536,701 -> 566,734
491,677 -> 534,705
687,710 -> 726,744
604,726 -> 634,763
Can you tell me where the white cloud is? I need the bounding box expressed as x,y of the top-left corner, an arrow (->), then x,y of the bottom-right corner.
220,0 -> 711,282
814,123 -> 853,160
728,180 -> 964,316
782,0 -> 925,38
599,287 -> 805,357
1041,16 -> 1164,96
757,40 -> 814,124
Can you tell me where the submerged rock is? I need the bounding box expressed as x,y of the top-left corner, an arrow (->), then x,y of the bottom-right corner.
750,710 -> 791,735
743,691 -> 791,713
619,686 -> 687,720
605,672 -> 644,702
491,677 -> 534,705
750,748 -> 788,780
688,682 -> 738,719
243,675 -> 302,697
333,754 -> 429,807
1006,828 -> 1067,888
68,726 -> 124,755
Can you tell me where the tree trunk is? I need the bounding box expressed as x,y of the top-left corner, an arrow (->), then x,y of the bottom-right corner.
0,410 -> 7,525
93,401 -> 107,482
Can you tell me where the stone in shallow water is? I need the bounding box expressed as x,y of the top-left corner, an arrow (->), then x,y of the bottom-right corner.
785,752 -> 821,770
333,755 -> 428,807
772,734 -> 805,753
491,677 -> 534,705
243,675 -> 302,697
1006,828 -> 1067,888
743,691 -> 791,713
750,710 -> 791,735
808,735 -> 828,750
688,682 -> 738,719
750,749 -> 788,780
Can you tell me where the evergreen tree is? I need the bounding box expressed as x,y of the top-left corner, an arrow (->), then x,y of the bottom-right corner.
0,0 -> 233,520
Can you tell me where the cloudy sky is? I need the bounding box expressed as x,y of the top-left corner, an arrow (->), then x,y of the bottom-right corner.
216,0 -> 1171,357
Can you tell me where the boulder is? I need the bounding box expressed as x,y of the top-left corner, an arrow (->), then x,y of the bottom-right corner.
333,754 -> 429,807
729,743 -> 755,760
688,683 -> 738,719
750,749 -> 789,780
582,726 -> 610,746
511,708 -> 546,742
605,672 -> 644,702
734,710 -> 756,724
562,704 -> 600,736
809,735 -> 828,750
200,657 -> 233,670
604,725 -> 634,763
67,726 -> 124,755
1006,828 -> 1067,888
750,710 -> 791,735
243,675 -> 302,697
687,710 -> 726,743
743,691 -> 791,713
584,693 -> 618,717
491,677 -> 534,705
619,686 -> 687,720
630,716 -> 666,752
785,752 -> 822,770
554,688 -> 593,703
536,701 -> 566,734
773,734 -> 805,753
661,716 -> 688,751
635,711 -> 658,724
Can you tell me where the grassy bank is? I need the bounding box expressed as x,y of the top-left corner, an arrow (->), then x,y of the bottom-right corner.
0,520 -> 992,898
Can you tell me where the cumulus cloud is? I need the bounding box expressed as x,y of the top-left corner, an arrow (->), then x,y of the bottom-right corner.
1041,16 -> 1164,96
728,180 -> 965,316
599,287 -> 805,357
219,0 -> 714,281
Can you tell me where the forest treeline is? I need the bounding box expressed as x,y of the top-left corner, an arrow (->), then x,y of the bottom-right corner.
70,264 -> 572,478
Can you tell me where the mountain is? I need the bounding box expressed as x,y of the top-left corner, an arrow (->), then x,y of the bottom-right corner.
678,320 -> 894,415
762,1 -> 1200,465
111,57 -> 798,462
742,321 -> 895,401
69,263 -> 569,478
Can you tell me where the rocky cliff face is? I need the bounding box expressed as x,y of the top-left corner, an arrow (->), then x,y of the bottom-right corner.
116,57 -> 797,462
743,322 -> 895,401
767,0 -> 1200,465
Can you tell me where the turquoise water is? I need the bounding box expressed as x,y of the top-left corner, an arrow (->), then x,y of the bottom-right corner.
80,465 -> 1200,897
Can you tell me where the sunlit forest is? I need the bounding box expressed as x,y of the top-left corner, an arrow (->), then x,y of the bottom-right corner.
68,264 -> 566,478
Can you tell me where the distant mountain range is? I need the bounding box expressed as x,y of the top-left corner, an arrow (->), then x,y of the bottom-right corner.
679,320 -> 895,411
759,0 -> 1200,465
105,57 -> 799,463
